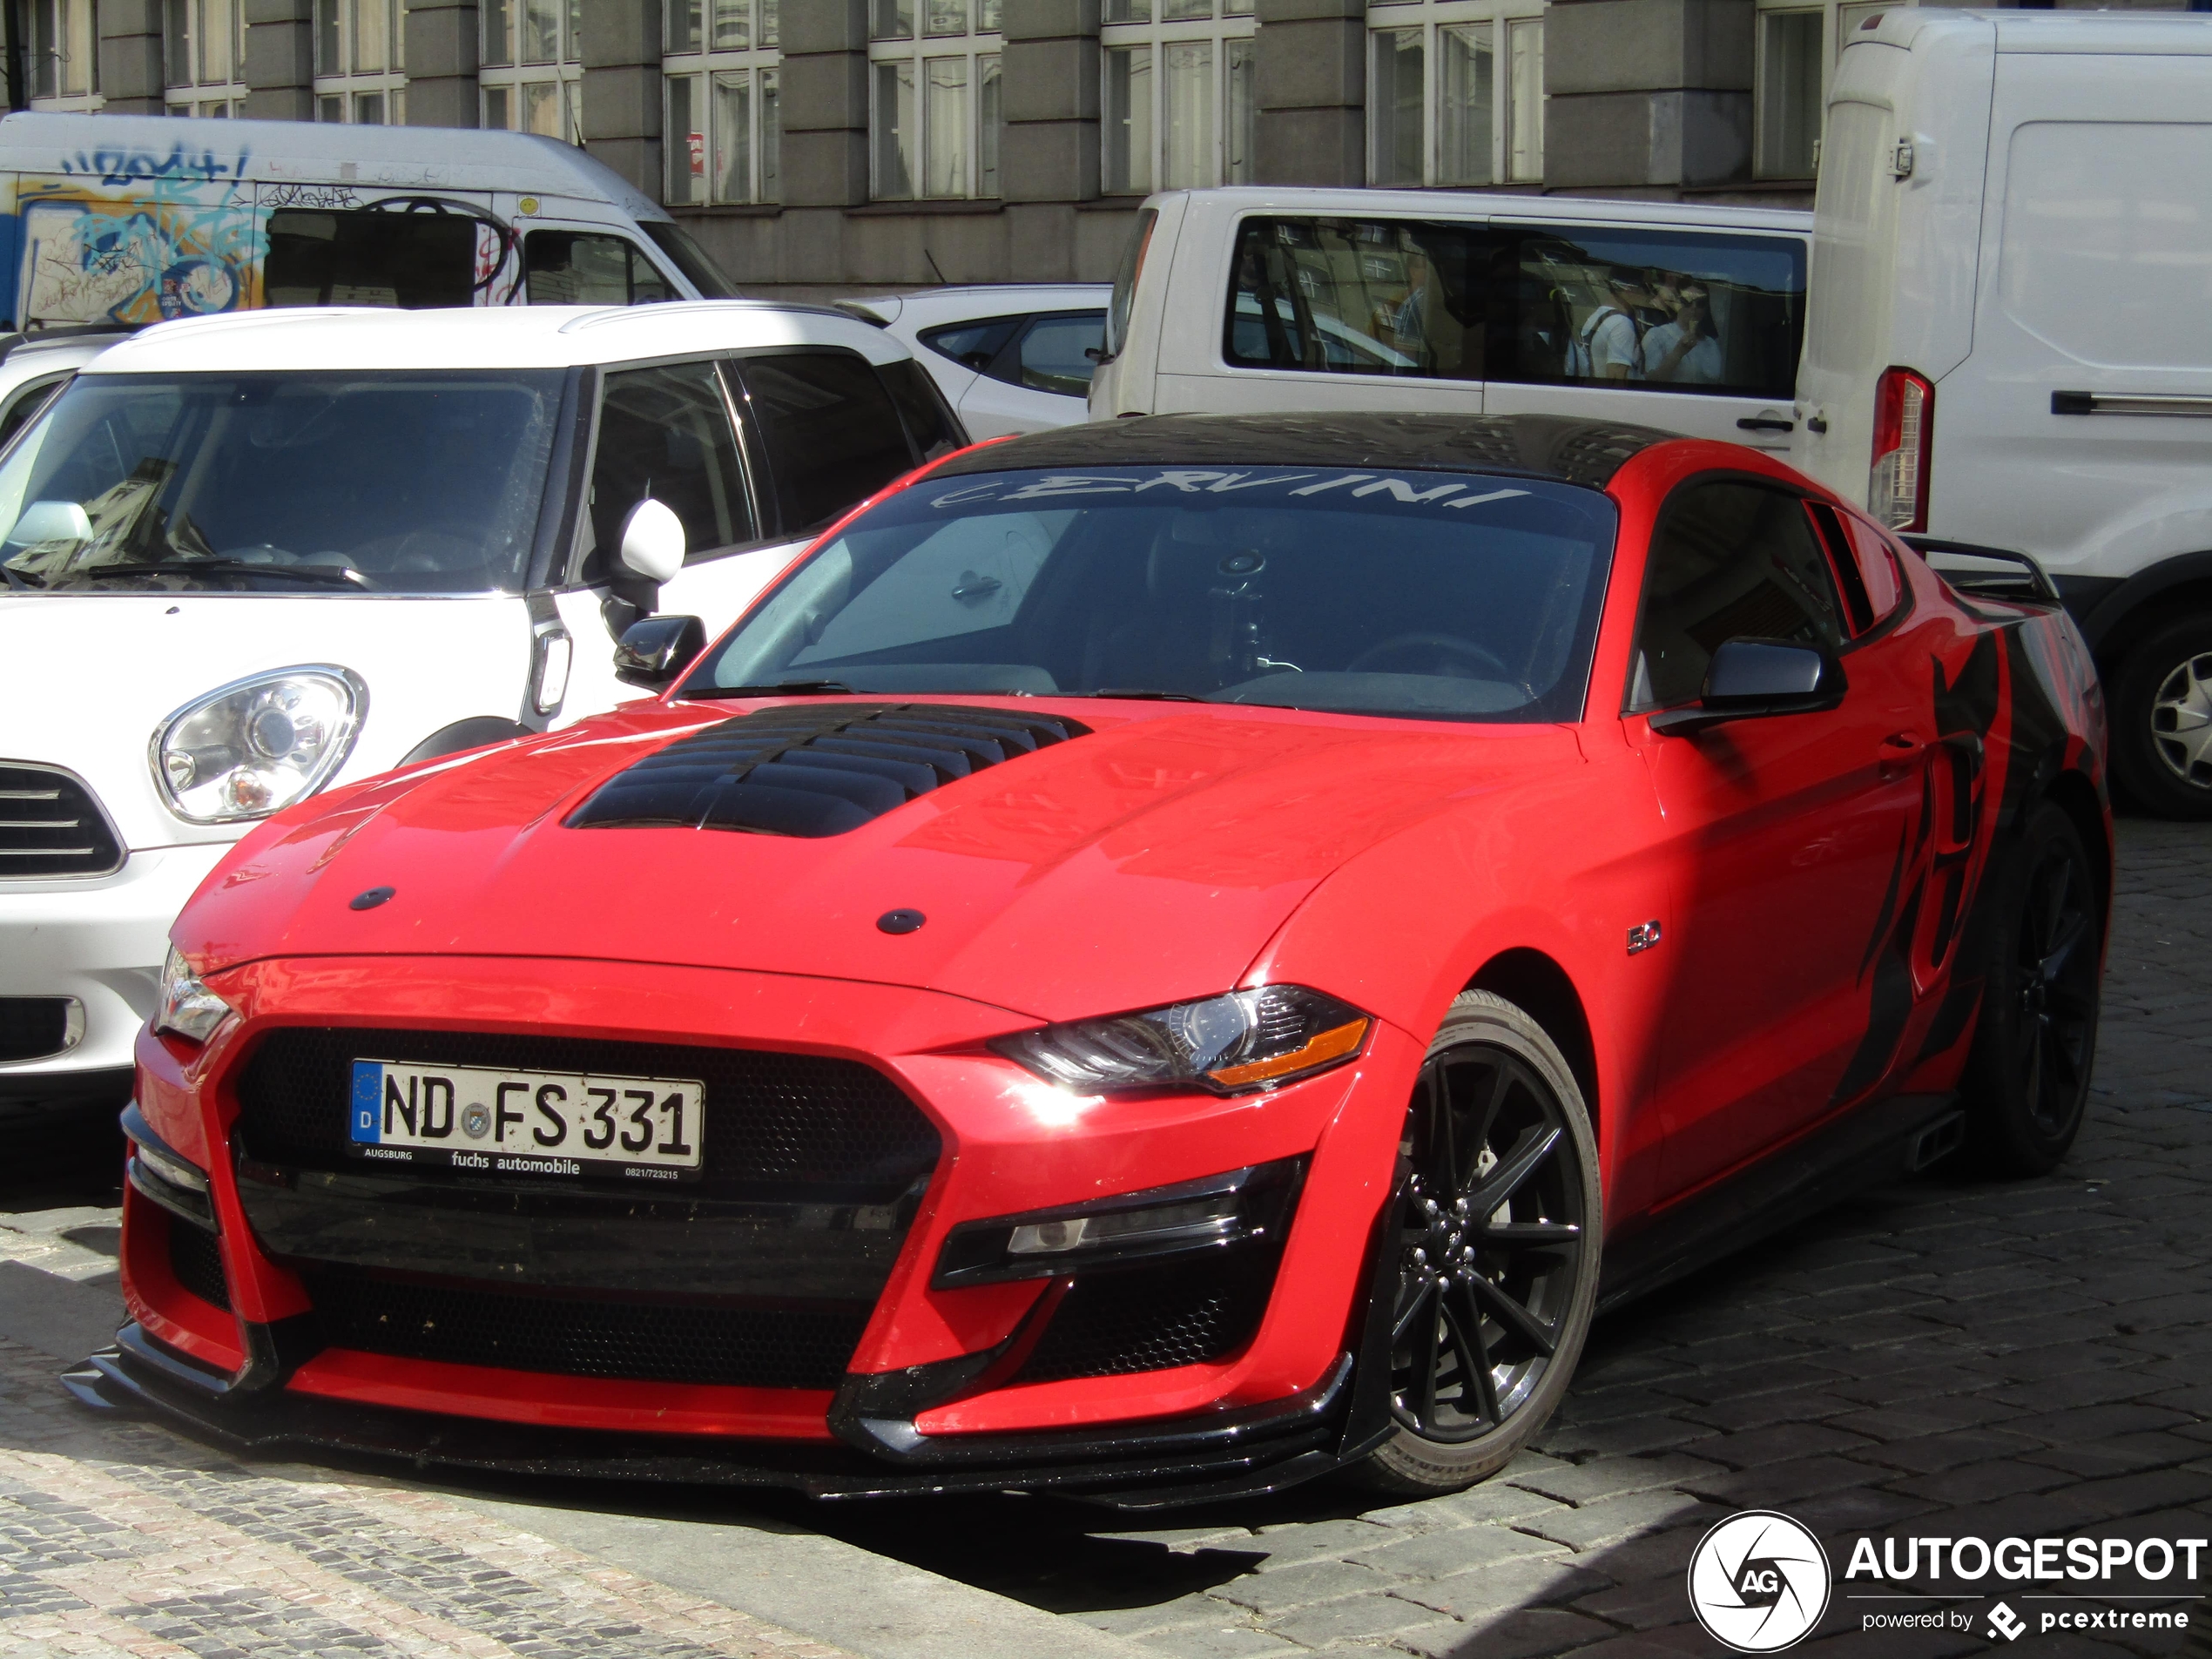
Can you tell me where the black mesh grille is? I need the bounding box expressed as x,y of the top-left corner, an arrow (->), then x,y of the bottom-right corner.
0,764 -> 123,879
567,703 -> 1090,839
0,997 -> 71,1063
305,1271 -> 867,1389
234,1028 -> 940,1200
1017,1250 -> 1282,1384
168,1217 -> 231,1311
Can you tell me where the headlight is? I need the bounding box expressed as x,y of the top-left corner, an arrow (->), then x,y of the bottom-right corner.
152,945 -> 234,1045
152,665 -> 366,824
994,985 -> 1370,1096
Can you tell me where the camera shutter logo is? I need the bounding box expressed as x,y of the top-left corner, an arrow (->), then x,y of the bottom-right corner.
1688,1510 -> 1832,1652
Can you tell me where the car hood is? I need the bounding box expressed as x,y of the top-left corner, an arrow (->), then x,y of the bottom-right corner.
0,591 -> 529,849
179,696 -> 1578,1023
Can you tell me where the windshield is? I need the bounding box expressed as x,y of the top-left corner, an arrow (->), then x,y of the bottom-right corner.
0,371 -> 566,594
642,221 -> 739,300
685,465 -> 1616,722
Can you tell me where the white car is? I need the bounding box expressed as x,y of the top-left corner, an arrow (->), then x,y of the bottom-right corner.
0,327 -> 127,448
842,284 -> 1109,437
0,300 -> 964,1112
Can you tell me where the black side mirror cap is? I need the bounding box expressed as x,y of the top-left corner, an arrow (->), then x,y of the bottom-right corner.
1649,637 -> 1846,735
614,614 -> 707,691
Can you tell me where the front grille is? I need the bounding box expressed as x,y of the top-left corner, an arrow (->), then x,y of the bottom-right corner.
235,1028 -> 941,1200
305,1270 -> 866,1390
1016,1250 -> 1282,1384
0,997 -> 74,1062
567,703 -> 1090,840
0,764 -> 123,879
167,1217 -> 231,1311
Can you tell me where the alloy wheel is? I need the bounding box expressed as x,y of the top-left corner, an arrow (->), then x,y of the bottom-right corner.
2014,835 -> 2099,1137
2150,650 -> 2212,790
1388,1043 -> 1588,1443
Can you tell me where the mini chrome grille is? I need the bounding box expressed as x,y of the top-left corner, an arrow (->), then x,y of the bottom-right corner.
0,764 -> 124,879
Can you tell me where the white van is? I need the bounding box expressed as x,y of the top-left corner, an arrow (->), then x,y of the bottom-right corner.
0,302 -> 963,1111
1090,187 -> 1811,450
0,111 -> 737,331
1792,9 -> 2212,817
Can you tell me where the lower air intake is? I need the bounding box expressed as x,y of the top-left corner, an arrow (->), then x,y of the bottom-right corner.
1015,1249 -> 1283,1384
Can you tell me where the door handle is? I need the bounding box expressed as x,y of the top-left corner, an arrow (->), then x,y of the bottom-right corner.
1737,416 -> 1795,433
1878,732 -> 1925,777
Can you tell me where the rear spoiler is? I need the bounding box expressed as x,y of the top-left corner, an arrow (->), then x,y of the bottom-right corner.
0,322 -> 140,363
1900,535 -> 2061,604
833,301 -> 893,328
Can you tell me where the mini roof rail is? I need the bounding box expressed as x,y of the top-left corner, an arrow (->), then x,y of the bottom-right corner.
0,322 -> 141,362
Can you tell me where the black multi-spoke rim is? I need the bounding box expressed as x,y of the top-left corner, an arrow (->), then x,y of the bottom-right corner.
2014,839 -> 2098,1136
1387,1044 -> 1587,1444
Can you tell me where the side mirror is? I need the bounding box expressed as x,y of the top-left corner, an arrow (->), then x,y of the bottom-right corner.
1649,637 -> 1845,735
614,614 -> 707,691
7,499 -> 91,546
617,498 -> 685,585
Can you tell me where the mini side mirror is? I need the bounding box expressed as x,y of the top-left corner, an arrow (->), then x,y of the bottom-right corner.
7,499 -> 91,546
617,498 -> 685,585
1650,637 -> 1845,735
614,613 -> 707,691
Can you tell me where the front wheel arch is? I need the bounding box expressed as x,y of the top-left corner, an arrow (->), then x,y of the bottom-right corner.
1467,948 -> 1599,1143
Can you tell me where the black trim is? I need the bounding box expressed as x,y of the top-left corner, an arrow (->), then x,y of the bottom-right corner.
0,1064 -> 132,1105
398,718 -> 529,767
122,1103 -> 214,1229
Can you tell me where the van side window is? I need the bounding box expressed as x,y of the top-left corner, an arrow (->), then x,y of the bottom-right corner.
589,361 -> 755,568
265,209 -> 481,308
732,351 -> 915,533
525,232 -> 674,306
1224,217 -> 1804,399
1629,481 -> 1847,710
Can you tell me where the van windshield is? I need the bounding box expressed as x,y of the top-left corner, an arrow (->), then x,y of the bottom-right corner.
0,371 -> 565,595
685,465 -> 1616,723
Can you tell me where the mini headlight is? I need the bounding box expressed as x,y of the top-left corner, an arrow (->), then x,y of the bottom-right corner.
152,945 -> 234,1045
152,665 -> 366,824
994,985 -> 1370,1096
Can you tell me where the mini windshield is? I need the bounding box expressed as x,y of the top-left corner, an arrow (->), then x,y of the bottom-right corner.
0,371 -> 566,595
686,465 -> 1617,722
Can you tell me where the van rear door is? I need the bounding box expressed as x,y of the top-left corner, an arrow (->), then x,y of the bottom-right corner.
1932,46 -> 2212,577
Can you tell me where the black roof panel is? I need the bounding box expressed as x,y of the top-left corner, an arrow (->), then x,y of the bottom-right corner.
930,412 -> 1682,490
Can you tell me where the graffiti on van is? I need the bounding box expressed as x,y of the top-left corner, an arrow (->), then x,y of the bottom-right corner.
17,170 -> 262,327
57,141 -> 250,189
260,182 -> 364,212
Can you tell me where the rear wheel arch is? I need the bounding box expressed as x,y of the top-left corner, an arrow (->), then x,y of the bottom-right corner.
1466,949 -> 1597,1142
2040,769 -> 2111,926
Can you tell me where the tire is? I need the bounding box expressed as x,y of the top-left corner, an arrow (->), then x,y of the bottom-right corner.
1957,800 -> 2102,1177
1349,990 -> 1602,1497
2109,610 -> 2212,820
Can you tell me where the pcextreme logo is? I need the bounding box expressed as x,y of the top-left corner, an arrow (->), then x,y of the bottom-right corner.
1688,1511 -> 1832,1652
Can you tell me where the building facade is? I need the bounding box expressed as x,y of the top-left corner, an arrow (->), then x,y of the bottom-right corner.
28,0 -> 2201,291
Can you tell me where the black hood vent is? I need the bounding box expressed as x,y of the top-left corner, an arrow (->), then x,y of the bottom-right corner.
566,703 -> 1092,839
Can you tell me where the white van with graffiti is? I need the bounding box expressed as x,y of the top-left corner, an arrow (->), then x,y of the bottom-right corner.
0,111 -> 736,331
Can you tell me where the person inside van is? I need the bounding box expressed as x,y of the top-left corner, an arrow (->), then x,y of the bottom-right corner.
1568,269 -> 1652,381
1640,281 -> 1723,384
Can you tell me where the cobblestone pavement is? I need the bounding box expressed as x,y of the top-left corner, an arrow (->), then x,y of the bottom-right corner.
0,819 -> 2206,1658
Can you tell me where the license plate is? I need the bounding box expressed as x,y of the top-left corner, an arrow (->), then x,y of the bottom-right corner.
347,1060 -> 705,1184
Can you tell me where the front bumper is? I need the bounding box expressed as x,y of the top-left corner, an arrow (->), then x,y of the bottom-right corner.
0,841 -> 228,1093
107,954 -> 1416,1501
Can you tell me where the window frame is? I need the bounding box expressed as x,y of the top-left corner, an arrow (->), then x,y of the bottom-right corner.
1751,0 -> 1902,183
314,0 -> 408,125
27,0 -> 102,111
867,4 -> 1003,201
1097,2 -> 1259,197
480,0 -> 584,138
1364,0 -> 1546,191
663,0 -> 783,206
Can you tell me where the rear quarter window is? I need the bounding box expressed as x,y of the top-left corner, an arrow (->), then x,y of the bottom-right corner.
736,350 -> 916,533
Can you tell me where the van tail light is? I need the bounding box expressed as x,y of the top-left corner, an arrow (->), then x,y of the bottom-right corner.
1869,367 -> 1934,532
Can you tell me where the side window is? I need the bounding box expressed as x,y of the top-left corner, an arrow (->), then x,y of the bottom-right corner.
1629,481 -> 1846,710
1015,313 -> 1104,396
877,358 -> 963,462
524,231 -> 675,306
1225,216 -> 1488,381
1492,225 -> 1805,398
589,361 -> 754,568
265,209 -> 482,308
733,351 -> 915,534
1839,511 -> 1905,623
921,315 -> 1022,373
0,374 -> 66,448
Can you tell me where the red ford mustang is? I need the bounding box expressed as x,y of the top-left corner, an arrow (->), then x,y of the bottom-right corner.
74,414 -> 2109,1506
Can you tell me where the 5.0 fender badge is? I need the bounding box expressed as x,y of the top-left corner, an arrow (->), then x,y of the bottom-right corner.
1627,919 -> 1662,954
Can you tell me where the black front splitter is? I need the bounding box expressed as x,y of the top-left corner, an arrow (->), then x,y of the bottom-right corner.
64,1327 -> 1376,1510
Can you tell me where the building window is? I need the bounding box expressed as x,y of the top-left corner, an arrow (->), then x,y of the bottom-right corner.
165,0 -> 249,116
869,1 -> 1001,200
1753,0 -> 1892,181
28,0 -> 100,110
1099,0 -> 1257,195
482,0 -> 583,138
315,0 -> 407,123
1366,0 -> 1543,188
664,1 -> 781,204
